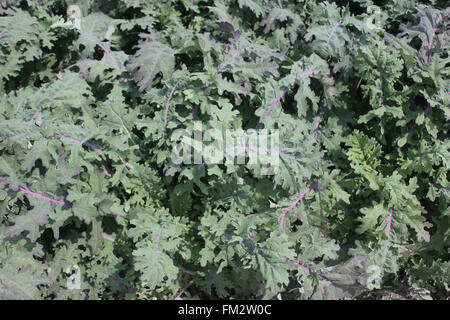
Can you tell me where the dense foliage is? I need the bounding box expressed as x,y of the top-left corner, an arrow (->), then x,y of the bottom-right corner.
0,0 -> 448,300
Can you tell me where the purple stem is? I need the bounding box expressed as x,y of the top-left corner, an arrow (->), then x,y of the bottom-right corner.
436,91 -> 450,102
224,232 -> 255,251
155,226 -> 163,251
226,232 -> 325,280
0,26 -> 9,38
404,235 -> 439,255
243,239 -> 255,250
292,69 -> 317,86
97,272 -> 123,292
217,52 -> 239,72
425,14 -> 442,65
108,212 -> 124,218
326,22 -> 341,45
286,257 -> 325,279
164,80 -> 182,128
260,88 -> 289,122
386,207 -> 393,237
277,183 -> 318,220
0,177 -> 69,205
257,69 -> 317,127
324,246 -> 346,268
29,86 -> 70,122
18,187 -> 67,205
174,282 -> 193,300
97,42 -> 120,71
292,260 -> 310,271
384,207 -> 394,251
312,115 -> 321,137
49,86 -> 70,102
60,135 -> 81,144
406,105 -> 432,136
89,20 -> 97,35
406,122 -> 417,135
35,0 -> 39,8
29,108 -> 42,123
95,37 -> 138,107
102,234 -> 114,242
1,133 -> 26,142
313,109 -> 324,137
406,242 -> 427,254
60,135 -> 103,152
82,141 -> 103,152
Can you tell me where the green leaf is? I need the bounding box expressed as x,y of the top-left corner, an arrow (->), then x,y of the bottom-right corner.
4,198 -> 50,242
127,40 -> 175,91
250,235 -> 296,292
133,243 -> 178,290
